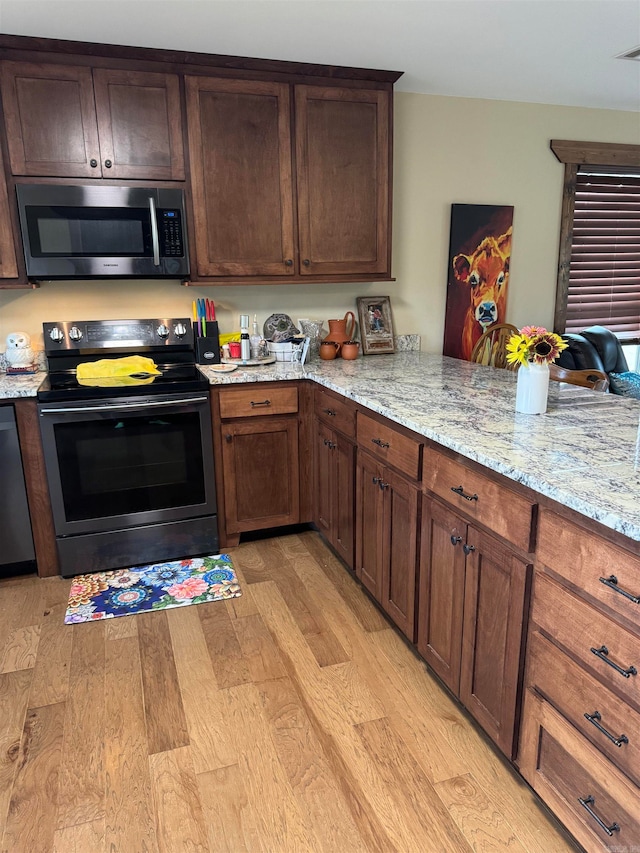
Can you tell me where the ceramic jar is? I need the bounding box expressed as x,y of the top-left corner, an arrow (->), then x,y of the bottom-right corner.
323,311 -> 356,350
319,341 -> 340,360
515,362 -> 550,414
341,340 -> 360,360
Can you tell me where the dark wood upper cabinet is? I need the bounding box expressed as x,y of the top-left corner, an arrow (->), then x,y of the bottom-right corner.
1,61 -> 184,179
185,76 -> 295,277
295,86 -> 390,278
185,78 -> 393,283
92,69 -> 184,180
0,143 -> 19,279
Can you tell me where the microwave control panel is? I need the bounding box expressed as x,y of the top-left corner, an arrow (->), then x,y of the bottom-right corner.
159,209 -> 185,257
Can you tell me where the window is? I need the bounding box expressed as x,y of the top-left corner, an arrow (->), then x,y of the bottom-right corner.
551,140 -> 640,345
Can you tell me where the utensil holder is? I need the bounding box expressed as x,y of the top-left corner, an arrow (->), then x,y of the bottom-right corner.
195,323 -> 221,365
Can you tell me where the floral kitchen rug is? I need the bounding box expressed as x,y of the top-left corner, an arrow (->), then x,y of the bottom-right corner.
64,554 -> 241,624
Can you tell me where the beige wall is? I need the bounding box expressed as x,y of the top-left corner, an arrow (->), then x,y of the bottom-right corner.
1,91 -> 638,352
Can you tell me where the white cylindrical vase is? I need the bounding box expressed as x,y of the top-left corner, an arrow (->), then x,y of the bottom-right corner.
515,362 -> 550,414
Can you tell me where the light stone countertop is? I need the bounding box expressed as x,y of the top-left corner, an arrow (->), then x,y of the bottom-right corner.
0,371 -> 46,399
201,352 -> 640,542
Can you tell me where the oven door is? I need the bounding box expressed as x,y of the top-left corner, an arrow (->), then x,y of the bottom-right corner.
38,392 -> 216,537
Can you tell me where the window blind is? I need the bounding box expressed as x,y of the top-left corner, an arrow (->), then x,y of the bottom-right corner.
566,173 -> 640,341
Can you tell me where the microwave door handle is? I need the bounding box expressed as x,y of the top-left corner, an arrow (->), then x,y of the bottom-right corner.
148,196 -> 160,266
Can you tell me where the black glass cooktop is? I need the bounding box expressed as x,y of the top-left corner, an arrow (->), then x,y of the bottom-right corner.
37,363 -> 209,402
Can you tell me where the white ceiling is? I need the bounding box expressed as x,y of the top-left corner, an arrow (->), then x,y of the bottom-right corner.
1,0 -> 639,112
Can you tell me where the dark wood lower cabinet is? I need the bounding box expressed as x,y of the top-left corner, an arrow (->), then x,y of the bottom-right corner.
355,450 -> 419,641
314,420 -> 355,569
220,416 -> 300,536
418,497 -> 530,758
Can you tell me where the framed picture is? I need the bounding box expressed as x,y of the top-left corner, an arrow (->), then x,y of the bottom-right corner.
356,296 -> 395,355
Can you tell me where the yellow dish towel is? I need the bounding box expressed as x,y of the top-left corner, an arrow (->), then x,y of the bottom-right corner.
75,355 -> 162,380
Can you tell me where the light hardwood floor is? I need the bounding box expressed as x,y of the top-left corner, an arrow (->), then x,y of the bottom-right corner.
0,531 -> 579,852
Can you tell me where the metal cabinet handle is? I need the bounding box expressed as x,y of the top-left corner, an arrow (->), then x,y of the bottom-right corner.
372,476 -> 380,485
584,711 -> 629,747
372,438 -> 390,449
577,796 -> 620,837
225,434 -> 232,443
590,645 -> 638,678
378,480 -> 389,490
323,408 -> 336,416
250,400 -> 271,408
90,158 -> 98,167
104,159 -> 112,168
323,439 -> 336,449
303,259 -> 310,266
462,543 -> 476,555
451,485 -> 478,502
285,259 -> 293,266
599,574 -> 640,604
450,535 -> 462,546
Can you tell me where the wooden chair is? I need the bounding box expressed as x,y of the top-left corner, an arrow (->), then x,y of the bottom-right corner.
470,323 -> 520,371
549,362 -> 609,391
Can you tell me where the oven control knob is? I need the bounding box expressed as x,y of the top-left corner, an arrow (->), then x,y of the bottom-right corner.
49,327 -> 65,343
174,323 -> 187,338
156,324 -> 170,339
68,326 -> 83,342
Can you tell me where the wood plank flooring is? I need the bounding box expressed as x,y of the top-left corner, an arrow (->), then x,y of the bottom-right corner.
0,531 -> 579,852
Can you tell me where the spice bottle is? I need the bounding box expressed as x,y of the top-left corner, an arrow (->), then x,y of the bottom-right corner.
240,314 -> 251,360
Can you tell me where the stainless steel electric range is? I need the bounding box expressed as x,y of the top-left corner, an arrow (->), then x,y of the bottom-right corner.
37,318 -> 217,578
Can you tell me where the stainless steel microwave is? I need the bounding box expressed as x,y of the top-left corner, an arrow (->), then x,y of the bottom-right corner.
16,183 -> 190,279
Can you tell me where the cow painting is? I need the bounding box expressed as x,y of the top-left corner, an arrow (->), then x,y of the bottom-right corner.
443,205 -> 514,361
454,227 -> 512,359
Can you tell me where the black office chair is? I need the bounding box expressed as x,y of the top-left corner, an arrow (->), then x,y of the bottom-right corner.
556,326 -> 629,377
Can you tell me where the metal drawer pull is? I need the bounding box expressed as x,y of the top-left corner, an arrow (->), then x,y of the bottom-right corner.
250,400 -> 271,407
584,711 -> 629,747
599,574 -> 640,605
577,796 -> 620,837
372,476 -> 380,485
463,543 -> 476,555
372,438 -> 390,448
323,439 -> 336,449
378,480 -> 389,490
451,485 -> 478,502
450,535 -> 462,546
323,408 -> 336,416
590,645 -> 638,678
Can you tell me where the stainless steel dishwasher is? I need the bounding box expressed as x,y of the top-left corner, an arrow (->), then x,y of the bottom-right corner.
0,405 -> 36,575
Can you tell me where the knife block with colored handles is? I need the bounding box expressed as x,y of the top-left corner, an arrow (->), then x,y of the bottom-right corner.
195,322 -> 221,365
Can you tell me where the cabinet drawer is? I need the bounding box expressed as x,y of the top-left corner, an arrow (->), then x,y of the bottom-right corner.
315,388 -> 355,438
533,573 -> 640,709
537,509 -> 640,626
356,412 -> 421,480
422,448 -> 535,551
219,386 -> 298,419
520,689 -> 640,853
528,631 -> 640,787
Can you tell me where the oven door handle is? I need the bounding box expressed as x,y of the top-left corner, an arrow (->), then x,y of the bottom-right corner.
40,396 -> 209,414
149,195 -> 160,266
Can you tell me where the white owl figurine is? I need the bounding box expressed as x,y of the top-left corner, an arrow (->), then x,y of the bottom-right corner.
5,331 -> 35,368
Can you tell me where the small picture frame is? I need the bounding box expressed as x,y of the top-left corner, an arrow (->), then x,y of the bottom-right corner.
356,296 -> 395,355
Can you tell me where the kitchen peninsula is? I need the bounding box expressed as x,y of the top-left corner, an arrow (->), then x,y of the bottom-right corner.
201,351 -> 640,543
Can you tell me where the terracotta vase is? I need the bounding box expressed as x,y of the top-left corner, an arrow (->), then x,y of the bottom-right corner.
323,312 -> 356,356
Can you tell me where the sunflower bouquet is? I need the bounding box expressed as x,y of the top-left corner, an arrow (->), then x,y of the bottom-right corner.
506,326 -> 567,368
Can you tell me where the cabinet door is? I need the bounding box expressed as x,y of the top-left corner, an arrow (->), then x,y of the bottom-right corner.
221,416 -> 299,534
417,499 -> 466,695
185,76 -> 295,277
355,450 -> 384,598
380,467 -> 419,640
1,61 -> 100,177
93,69 -> 185,180
459,525 -> 529,758
314,420 -> 335,540
333,432 -> 355,569
0,144 -> 18,279
295,85 -> 390,277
